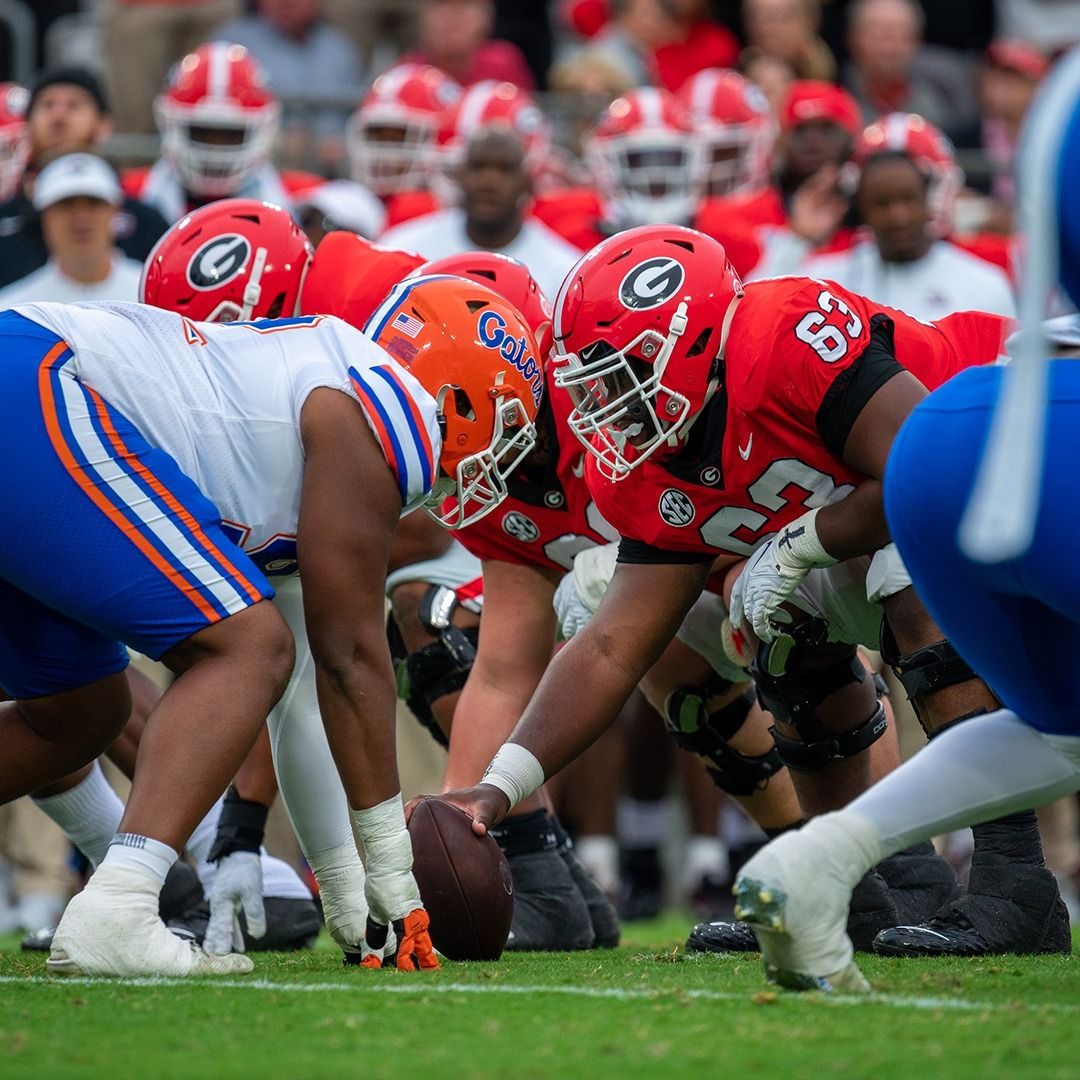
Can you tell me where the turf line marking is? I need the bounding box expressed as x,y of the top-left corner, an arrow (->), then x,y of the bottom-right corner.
0,974 -> 1072,1013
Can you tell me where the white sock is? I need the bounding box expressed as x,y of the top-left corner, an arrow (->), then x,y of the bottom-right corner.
682,835 -> 730,895
33,762 -> 124,868
575,835 -> 620,895
847,709 -> 1080,857
617,797 -> 671,849
103,834 -> 178,889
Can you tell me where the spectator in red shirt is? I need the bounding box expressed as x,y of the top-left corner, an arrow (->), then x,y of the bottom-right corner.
653,0 -> 739,92
400,0 -> 535,91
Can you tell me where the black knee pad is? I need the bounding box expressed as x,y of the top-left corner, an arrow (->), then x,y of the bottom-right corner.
880,621 -> 981,730
751,644 -> 888,771
663,681 -> 784,796
386,585 -> 478,748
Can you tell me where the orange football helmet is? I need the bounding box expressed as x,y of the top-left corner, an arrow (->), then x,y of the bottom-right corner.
140,198 -> 312,322
364,274 -> 542,528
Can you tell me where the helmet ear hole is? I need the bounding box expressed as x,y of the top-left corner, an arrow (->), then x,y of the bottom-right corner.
685,326 -> 713,358
452,386 -> 476,422
265,292 -> 286,318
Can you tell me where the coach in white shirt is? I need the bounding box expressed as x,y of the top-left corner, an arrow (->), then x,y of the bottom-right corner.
380,127 -> 583,301
0,153 -> 143,306
804,148 -> 1016,321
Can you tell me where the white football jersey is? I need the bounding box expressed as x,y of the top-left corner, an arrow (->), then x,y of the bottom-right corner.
18,302 -> 441,575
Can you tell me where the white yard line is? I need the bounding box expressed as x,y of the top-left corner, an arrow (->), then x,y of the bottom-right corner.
0,973 -> 1073,1014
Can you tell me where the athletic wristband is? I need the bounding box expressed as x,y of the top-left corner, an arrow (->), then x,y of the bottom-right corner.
775,508 -> 838,572
481,743 -> 545,809
207,786 -> 269,862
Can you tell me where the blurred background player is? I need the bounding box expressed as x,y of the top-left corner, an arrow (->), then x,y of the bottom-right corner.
803,143 -> 1015,320
124,43 -> 318,224
0,153 -> 144,306
346,63 -> 460,229
381,126 -> 583,301
733,48 -> 1080,991
0,67 -> 167,290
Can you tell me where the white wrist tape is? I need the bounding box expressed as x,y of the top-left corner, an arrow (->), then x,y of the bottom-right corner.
481,743 -> 545,810
351,794 -> 419,923
306,838 -> 368,951
776,508 -> 837,572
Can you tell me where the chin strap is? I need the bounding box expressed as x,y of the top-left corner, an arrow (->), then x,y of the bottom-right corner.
240,245 -> 269,321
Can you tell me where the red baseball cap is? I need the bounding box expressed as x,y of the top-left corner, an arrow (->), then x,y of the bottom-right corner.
985,40 -> 1050,82
781,81 -> 862,137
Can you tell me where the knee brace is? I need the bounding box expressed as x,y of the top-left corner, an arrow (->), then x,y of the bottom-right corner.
663,679 -> 783,796
751,638 -> 888,771
880,621 -> 982,732
387,586 -> 477,747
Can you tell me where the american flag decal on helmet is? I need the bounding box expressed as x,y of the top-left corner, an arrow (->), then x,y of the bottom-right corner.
392,310 -> 424,338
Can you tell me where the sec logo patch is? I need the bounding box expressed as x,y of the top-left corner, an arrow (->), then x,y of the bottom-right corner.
502,510 -> 540,543
618,257 -> 685,310
187,234 -> 251,291
658,489 -> 695,527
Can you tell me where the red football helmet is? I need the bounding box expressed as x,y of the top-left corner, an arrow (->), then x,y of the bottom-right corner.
552,225 -> 743,480
364,274 -> 542,528
347,64 -> 461,196
436,80 -> 550,177
855,113 -> 963,236
412,251 -> 553,360
0,83 -> 28,201
140,198 -> 312,322
586,88 -> 703,227
678,69 -> 775,197
155,42 -> 280,198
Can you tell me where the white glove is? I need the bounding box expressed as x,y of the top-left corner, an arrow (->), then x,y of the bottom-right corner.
731,509 -> 837,644
553,571 -> 594,640
203,851 -> 266,955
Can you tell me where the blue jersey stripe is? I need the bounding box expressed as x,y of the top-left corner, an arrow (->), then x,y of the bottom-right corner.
350,368 -> 411,505
369,365 -> 433,492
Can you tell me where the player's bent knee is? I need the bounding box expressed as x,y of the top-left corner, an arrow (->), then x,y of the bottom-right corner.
751,637 -> 888,771
664,680 -> 784,795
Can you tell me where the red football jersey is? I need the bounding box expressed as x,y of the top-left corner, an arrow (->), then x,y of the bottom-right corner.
588,276 -> 1010,558
300,231 -> 424,327
455,368 -> 618,572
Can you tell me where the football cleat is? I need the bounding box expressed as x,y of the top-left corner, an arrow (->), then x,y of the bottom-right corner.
48,864 -> 252,977
504,849 -> 595,951
874,841 -> 960,927
618,847 -> 664,923
733,816 -> 883,992
560,845 -> 621,948
686,919 -> 759,954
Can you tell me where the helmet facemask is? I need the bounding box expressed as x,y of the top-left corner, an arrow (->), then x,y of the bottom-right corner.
428,384 -> 537,529
554,301 -> 696,480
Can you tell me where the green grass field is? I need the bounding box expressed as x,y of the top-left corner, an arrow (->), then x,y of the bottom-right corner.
1,917 -> 1077,1079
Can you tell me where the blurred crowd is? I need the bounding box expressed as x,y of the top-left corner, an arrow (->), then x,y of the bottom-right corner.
0,0 -> 1078,937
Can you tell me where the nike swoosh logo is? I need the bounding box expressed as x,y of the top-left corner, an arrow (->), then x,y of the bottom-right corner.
571,455 -> 586,478
738,435 -> 753,460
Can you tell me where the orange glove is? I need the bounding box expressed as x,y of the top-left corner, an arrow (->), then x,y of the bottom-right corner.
357,910 -> 439,970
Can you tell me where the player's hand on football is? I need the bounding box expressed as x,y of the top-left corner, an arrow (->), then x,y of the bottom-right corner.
204,850 -> 266,954
439,784 -> 511,836
553,571 -> 594,639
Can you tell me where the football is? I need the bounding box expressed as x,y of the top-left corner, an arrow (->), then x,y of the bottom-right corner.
408,796 -> 514,961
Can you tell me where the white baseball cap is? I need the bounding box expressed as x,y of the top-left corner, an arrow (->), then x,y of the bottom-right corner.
33,153 -> 122,211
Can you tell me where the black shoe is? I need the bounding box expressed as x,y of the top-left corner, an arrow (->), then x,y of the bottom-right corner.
22,859 -> 207,953
874,862 -> 1072,957
618,848 -> 663,922
688,872 -> 734,922
167,895 -> 321,952
846,868 -> 901,951
876,842 -> 961,926
560,846 -> 620,948
685,919 -> 759,954
504,849 -> 595,951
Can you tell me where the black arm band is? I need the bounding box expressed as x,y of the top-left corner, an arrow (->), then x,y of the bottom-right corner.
617,535 -> 715,566
207,786 -> 269,862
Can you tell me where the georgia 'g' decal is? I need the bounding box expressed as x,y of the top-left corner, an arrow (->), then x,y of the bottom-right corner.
618,257 -> 685,310
187,234 -> 251,291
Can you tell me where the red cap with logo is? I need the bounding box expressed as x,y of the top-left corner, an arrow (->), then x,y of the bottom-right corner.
781,81 -> 862,137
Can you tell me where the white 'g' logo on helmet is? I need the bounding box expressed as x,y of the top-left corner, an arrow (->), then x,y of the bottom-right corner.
618,257 -> 686,310
187,234 -> 251,291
